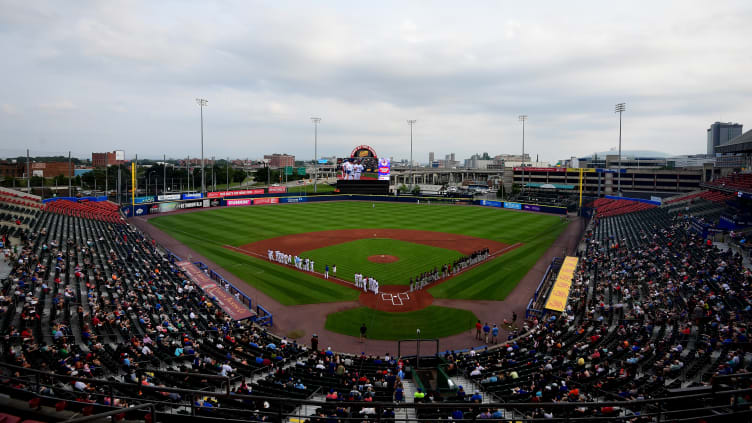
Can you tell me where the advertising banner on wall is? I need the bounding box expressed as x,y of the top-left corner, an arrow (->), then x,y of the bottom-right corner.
207,189 -> 264,198
523,204 -> 541,212
209,199 -> 221,207
180,201 -> 203,209
504,202 -> 522,210
253,197 -> 279,205
268,186 -> 287,193
157,194 -> 181,201
281,197 -> 306,204
227,198 -> 252,207
176,261 -> 254,321
513,167 -> 566,172
479,200 -> 502,208
158,202 -> 179,213
182,193 -> 203,200
134,196 -> 154,204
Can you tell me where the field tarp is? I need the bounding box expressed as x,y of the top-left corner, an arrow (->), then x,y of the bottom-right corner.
176,261 -> 255,321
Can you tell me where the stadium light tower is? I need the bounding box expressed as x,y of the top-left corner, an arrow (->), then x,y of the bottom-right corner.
518,115 -> 528,193
407,120 -> 417,186
196,98 -> 208,195
614,103 -> 626,196
311,117 -> 321,193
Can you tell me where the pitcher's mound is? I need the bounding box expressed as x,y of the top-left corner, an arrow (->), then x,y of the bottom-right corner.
367,254 -> 399,263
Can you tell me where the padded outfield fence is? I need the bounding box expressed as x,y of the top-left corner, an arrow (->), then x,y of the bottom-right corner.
120,192 -> 568,217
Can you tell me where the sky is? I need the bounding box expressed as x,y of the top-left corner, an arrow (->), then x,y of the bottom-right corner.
1,0 -> 751,164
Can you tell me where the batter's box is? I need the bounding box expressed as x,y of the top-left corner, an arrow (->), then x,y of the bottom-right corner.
381,293 -> 404,306
397,292 -> 410,300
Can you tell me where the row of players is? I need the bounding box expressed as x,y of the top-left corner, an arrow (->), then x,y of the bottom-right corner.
267,249 -> 316,272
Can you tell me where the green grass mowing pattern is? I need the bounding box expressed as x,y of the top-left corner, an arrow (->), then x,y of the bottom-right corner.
304,238 -> 461,285
148,220 -> 358,305
150,202 -> 566,304
324,306 -> 478,340
429,216 -> 568,300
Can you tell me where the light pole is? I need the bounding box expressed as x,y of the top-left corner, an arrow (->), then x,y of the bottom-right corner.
311,117 -> 321,193
407,120 -> 417,186
614,103 -> 626,196
196,98 -> 208,195
518,115 -> 528,194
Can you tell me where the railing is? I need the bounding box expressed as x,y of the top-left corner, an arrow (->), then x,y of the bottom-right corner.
164,249 -> 272,327
525,256 -> 563,319
4,362 -> 752,423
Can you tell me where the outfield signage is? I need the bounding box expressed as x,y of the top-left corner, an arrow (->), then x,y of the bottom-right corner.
514,167 -> 566,172
479,200 -> 502,208
522,204 -> 541,212
150,202 -> 179,213
544,256 -> 579,313
182,193 -> 203,200
176,261 -> 254,321
504,202 -> 522,210
253,197 -> 279,205
281,197 -> 306,204
157,194 -> 181,201
180,201 -> 203,209
227,198 -> 252,207
268,186 -> 287,194
207,189 -> 264,198
134,196 -> 154,204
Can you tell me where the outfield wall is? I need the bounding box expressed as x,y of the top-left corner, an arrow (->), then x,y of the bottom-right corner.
122,193 -> 567,216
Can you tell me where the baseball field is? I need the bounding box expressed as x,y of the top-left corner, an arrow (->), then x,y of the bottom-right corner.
149,201 -> 568,339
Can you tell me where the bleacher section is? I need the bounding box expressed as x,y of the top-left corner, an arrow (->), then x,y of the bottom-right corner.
591,197 -> 656,218
707,172 -> 752,192
664,190 -> 734,205
43,199 -> 122,223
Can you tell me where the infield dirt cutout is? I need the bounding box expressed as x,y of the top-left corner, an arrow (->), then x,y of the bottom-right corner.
233,228 -> 510,257
225,228 -> 522,312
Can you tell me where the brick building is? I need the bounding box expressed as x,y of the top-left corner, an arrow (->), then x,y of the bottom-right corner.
0,161 -> 25,179
92,151 -> 125,167
31,162 -> 73,178
264,154 -> 295,168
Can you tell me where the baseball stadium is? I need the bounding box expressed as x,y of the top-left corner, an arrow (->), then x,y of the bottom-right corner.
3,2 -> 752,421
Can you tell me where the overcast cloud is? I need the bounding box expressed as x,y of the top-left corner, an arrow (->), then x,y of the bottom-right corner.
1,0 -> 751,163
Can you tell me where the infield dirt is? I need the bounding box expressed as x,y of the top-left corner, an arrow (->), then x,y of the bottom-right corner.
232,228 -> 511,257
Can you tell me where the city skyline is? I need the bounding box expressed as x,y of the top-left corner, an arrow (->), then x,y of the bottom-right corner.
1,1 -> 750,162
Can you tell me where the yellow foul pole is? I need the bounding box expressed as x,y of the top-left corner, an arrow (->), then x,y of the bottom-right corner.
131,162 -> 136,207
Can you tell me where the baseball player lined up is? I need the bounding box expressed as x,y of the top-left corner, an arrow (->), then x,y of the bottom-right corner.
267,249 -> 315,273
409,248 -> 491,291
353,273 -> 379,294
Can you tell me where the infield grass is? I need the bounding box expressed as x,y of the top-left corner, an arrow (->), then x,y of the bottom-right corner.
324,306 -> 477,340
304,238 -> 461,285
150,201 -> 567,304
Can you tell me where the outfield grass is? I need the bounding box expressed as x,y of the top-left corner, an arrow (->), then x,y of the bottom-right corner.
304,238 -> 461,285
324,306 -> 477,340
150,202 -> 567,304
